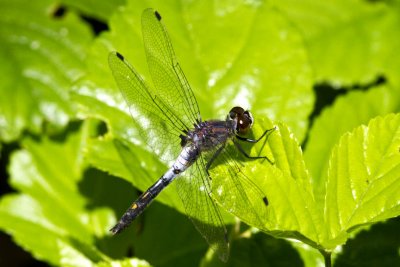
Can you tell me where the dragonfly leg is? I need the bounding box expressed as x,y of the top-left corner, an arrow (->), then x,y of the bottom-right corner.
235,126 -> 276,143
233,138 -> 274,164
205,144 -> 226,175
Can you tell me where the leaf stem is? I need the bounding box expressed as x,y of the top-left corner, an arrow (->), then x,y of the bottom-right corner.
319,249 -> 332,267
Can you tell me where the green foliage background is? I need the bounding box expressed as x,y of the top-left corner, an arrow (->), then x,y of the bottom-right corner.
0,0 -> 399,266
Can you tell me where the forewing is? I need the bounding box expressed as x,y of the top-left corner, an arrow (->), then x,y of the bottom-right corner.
205,142 -> 269,229
175,158 -> 229,261
141,8 -> 201,126
108,52 -> 184,162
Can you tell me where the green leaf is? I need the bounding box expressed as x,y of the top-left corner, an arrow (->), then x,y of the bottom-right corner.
290,241 -> 324,267
0,194 -> 99,266
0,0 -> 92,141
181,1 -> 314,141
72,0 -> 313,232
0,123 -> 112,266
96,258 -> 151,267
305,85 -> 400,204
2,0 -> 400,265
132,202 -> 208,266
201,233 -> 303,267
325,113 -> 400,247
276,0 -> 400,86
85,137 -> 184,214
211,118 -> 324,247
61,0 -> 126,21
74,0 -> 313,145
334,217 -> 400,266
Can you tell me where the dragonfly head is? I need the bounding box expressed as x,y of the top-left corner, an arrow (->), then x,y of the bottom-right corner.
228,106 -> 254,135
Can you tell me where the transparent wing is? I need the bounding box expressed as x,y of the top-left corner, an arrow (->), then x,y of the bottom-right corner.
141,8 -> 201,126
108,52 -> 184,162
175,158 -> 229,261
205,142 -> 269,230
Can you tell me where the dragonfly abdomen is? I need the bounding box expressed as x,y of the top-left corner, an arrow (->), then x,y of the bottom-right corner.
110,146 -> 199,235
110,173 -> 174,234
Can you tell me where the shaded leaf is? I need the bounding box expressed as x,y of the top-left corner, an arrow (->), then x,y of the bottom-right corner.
133,202 -> 208,266
200,233 -> 303,267
334,217 -> 400,267
85,137 -> 184,213
61,0 -> 126,21
0,123 -> 112,266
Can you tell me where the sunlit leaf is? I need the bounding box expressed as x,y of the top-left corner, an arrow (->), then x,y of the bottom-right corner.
276,0 -> 400,86
305,85 -> 400,204
1,0 -> 400,266
0,0 -> 92,141
212,119 -> 324,246
96,258 -> 151,267
325,113 -> 400,247
73,0 -> 313,229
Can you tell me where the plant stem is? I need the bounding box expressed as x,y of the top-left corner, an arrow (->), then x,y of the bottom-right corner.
319,249 -> 332,267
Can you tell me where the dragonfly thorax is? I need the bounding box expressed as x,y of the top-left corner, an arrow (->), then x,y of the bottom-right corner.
181,107 -> 253,150
183,120 -> 235,151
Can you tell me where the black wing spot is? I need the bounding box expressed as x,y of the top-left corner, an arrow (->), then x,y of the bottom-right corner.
262,196 -> 269,206
116,52 -> 124,60
155,11 -> 162,21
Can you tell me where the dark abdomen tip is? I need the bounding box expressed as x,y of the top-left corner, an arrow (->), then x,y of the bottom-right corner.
110,223 -> 124,235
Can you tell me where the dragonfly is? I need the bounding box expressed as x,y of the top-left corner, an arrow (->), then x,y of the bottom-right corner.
108,8 -> 275,261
